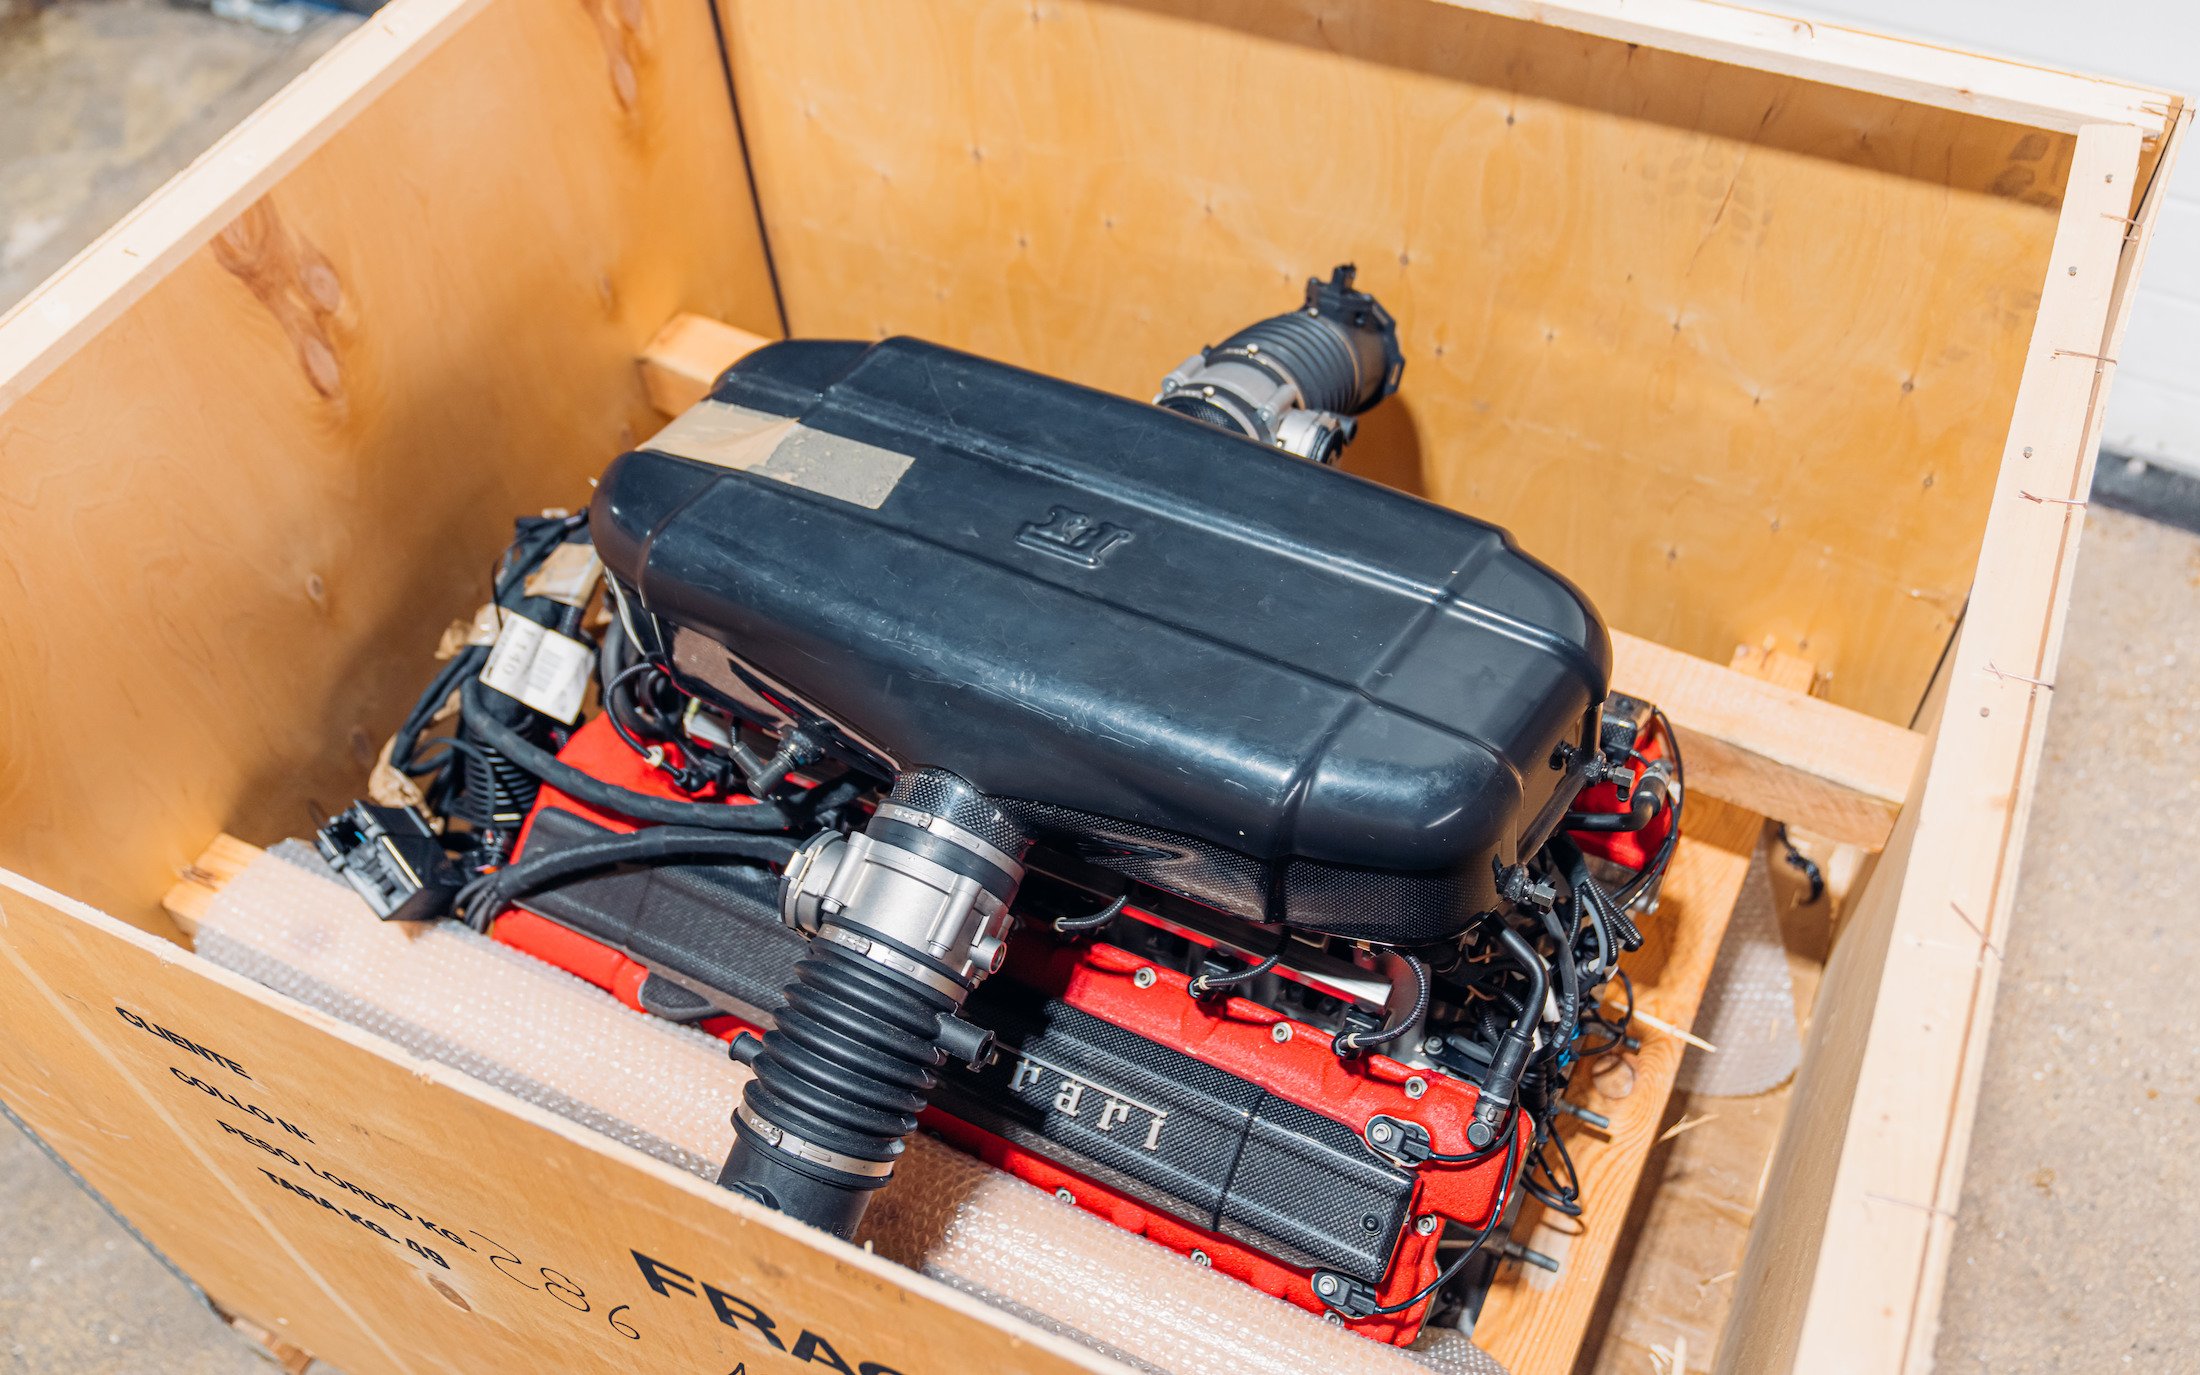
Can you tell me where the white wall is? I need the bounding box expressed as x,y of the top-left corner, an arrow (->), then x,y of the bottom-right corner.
1786,1 -> 2200,475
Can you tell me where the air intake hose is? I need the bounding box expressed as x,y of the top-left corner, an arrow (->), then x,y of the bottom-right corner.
1154,264 -> 1404,464
720,770 -> 1027,1239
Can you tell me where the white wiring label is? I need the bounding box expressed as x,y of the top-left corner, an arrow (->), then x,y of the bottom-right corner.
479,614 -> 592,724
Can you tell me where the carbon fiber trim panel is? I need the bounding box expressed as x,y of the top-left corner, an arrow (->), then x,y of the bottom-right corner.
933,983 -> 1412,1281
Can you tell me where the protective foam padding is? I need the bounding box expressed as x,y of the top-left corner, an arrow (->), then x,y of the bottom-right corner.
1674,841 -> 1801,1097
196,843 -> 1502,1375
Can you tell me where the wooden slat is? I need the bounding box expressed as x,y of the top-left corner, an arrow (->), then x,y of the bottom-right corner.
1721,117 -> 2166,1375
164,834 -> 267,938
639,313 -> 772,416
0,864 -> 1125,1375
1610,635 -> 1922,849
1433,0 -> 2174,136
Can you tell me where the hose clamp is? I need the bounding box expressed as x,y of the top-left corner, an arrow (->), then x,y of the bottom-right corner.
872,801 -> 1025,881
817,923 -> 969,1000
736,1105 -> 896,1180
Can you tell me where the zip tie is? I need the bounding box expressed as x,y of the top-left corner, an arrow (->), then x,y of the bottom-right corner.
1863,1191 -> 1957,1221
1982,662 -> 2055,691
1601,1000 -> 1716,1053
2100,211 -> 2146,243
1949,900 -> 2005,962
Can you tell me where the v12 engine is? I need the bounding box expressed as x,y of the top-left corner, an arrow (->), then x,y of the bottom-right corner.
323,266 -> 1682,1344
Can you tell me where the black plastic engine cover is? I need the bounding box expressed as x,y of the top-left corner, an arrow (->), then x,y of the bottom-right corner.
593,338 -> 1610,941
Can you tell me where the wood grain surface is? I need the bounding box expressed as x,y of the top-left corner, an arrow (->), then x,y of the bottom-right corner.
0,865 -> 1122,1375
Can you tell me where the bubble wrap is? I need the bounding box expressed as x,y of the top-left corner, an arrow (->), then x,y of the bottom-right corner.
197,844 -> 1505,1375
1406,1330 -> 1509,1375
1674,841 -> 1801,1097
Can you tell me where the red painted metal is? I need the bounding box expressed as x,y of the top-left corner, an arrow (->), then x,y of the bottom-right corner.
490,714 -> 1522,1343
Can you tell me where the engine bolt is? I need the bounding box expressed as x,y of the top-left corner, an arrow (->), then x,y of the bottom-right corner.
1190,1249 -> 1211,1268
1422,1036 -> 1445,1054
1271,1023 -> 1293,1044
1133,967 -> 1157,989
1415,1214 -> 1439,1236
1404,1076 -> 1428,1100
1055,1187 -> 1076,1205
1315,1274 -> 1339,1297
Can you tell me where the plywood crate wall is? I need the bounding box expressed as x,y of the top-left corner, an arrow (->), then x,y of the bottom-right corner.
0,2 -> 2183,1373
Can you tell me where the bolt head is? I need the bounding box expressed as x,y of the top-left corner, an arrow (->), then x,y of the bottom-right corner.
1404,1076 -> 1428,1100
1415,1214 -> 1439,1236
1371,1121 -> 1395,1143
1271,1022 -> 1292,1043
1132,966 -> 1157,989
1422,1037 -> 1445,1054
1189,1249 -> 1211,1268
1054,1187 -> 1076,1205
1315,1274 -> 1338,1296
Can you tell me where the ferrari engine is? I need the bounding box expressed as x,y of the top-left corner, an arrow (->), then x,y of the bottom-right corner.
321,267 -> 1682,1346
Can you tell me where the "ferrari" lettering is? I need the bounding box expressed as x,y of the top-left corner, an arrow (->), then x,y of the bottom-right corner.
1001,1049 -> 1170,1153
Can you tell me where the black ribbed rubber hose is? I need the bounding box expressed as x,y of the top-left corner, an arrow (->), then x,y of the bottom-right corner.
1215,308 -> 1390,415
721,942 -> 958,1240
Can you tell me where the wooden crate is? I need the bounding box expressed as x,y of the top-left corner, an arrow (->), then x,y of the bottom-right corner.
0,2 -> 2182,1372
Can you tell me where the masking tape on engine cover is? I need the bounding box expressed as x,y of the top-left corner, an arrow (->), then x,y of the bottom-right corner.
645,399 -> 912,510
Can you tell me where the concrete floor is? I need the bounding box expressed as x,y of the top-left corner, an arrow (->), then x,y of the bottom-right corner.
0,1119 -> 270,1374
0,0 -> 354,309
2,5 -> 2198,1373
1931,505 -> 2200,1373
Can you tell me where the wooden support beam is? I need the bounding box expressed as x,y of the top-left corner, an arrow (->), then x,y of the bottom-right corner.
1433,0 -> 2174,137
636,315 -> 1926,850
638,313 -> 772,416
1609,635 -> 1923,849
163,833 -> 264,939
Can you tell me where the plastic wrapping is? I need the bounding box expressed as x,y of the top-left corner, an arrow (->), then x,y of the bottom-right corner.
1674,842 -> 1801,1097
196,843 -> 1503,1375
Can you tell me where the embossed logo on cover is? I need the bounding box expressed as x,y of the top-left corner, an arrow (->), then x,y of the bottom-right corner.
1017,506 -> 1133,568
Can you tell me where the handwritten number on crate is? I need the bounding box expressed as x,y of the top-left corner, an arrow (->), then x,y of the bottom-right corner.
541,1267 -> 590,1312
470,1230 -> 539,1289
607,1304 -> 640,1340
